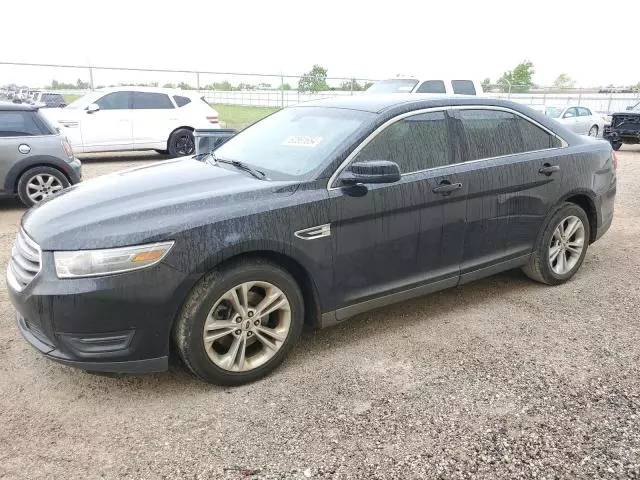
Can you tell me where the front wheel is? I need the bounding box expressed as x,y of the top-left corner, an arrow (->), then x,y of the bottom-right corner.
167,128 -> 195,157
588,125 -> 598,137
17,166 -> 70,207
522,203 -> 590,285
173,259 -> 304,385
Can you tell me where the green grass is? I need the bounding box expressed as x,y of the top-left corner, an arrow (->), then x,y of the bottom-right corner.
63,94 -> 82,104
211,104 -> 280,131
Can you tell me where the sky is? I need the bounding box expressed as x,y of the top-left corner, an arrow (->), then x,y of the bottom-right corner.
1,0 -> 638,89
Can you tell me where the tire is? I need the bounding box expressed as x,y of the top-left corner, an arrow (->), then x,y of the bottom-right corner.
173,258 -> 304,385
522,202 -> 590,285
611,141 -> 622,151
17,166 -> 70,207
588,125 -> 598,137
167,128 -> 195,157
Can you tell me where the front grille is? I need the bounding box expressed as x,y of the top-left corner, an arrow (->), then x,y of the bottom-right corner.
7,229 -> 41,291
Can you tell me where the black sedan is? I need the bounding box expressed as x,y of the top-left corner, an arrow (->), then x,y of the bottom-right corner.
8,95 -> 616,385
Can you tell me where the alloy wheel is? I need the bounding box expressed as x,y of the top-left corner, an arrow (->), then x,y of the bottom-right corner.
26,174 -> 63,204
174,134 -> 195,155
548,215 -> 585,275
202,281 -> 291,372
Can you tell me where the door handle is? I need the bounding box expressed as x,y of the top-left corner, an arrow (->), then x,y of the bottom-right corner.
432,181 -> 463,195
539,164 -> 560,176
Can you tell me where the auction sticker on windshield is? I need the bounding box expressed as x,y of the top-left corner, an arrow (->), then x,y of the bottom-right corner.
282,136 -> 323,147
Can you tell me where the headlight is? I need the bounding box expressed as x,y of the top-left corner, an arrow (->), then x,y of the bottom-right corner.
54,241 -> 174,278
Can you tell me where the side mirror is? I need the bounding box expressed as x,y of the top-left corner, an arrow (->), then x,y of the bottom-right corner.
341,160 -> 401,185
564,112 -> 575,118
86,103 -> 100,114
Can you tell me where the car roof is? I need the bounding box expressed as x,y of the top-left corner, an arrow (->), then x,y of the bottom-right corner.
95,86 -> 198,96
296,94 -> 529,114
0,102 -> 39,111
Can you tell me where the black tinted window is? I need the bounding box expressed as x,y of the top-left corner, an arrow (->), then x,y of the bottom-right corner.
132,92 -> 174,109
416,80 -> 446,94
0,111 -> 49,137
518,117 -> 562,150
355,111 -> 451,173
96,92 -> 132,110
452,80 -> 476,95
459,109 -> 560,160
173,95 -> 191,107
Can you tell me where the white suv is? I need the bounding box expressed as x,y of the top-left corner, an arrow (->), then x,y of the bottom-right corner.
42,87 -> 220,156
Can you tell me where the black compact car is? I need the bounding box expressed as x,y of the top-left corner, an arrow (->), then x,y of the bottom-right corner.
8,95 -> 617,385
604,102 -> 640,150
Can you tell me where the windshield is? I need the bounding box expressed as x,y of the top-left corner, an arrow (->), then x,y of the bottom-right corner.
212,107 -> 374,180
545,107 -> 564,118
365,79 -> 419,94
65,92 -> 100,109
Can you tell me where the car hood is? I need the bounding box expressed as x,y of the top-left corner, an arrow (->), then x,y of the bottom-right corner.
22,157 -> 298,250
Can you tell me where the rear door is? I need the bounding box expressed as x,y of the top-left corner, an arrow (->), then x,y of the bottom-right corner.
81,91 -> 133,151
329,109 -> 466,316
131,91 -> 177,149
449,107 -> 566,282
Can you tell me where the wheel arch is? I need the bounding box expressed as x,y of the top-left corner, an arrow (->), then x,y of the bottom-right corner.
560,190 -> 598,243
5,156 -> 73,193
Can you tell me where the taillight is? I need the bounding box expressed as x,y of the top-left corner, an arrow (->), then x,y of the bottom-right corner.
61,139 -> 74,160
611,150 -> 618,169
206,116 -> 219,124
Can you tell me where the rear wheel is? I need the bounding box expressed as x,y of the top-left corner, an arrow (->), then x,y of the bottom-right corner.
173,258 -> 304,385
588,125 -> 598,137
522,203 -> 590,285
17,166 -> 69,207
167,128 -> 195,157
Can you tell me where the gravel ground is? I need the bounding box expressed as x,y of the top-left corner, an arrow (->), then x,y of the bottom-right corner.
0,148 -> 639,479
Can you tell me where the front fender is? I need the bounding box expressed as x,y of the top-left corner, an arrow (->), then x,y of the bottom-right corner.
4,155 -> 77,193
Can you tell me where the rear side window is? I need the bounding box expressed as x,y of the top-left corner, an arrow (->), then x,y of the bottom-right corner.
96,92 -> 132,110
416,80 -> 446,94
173,95 -> 191,107
132,92 -> 174,109
355,111 -> 451,173
0,111 -> 51,137
458,109 -> 560,160
452,80 -> 476,95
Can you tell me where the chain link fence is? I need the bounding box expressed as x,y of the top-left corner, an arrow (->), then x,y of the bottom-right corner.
1,62 -> 639,113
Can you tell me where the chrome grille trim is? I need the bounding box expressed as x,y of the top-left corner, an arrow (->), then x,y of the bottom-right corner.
7,229 -> 41,291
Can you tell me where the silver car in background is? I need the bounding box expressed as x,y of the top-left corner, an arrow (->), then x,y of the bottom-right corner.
536,105 -> 605,137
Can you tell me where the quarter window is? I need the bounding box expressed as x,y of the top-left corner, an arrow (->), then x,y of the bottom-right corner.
416,80 -> 446,94
132,92 -> 174,109
354,111 -> 451,173
173,95 -> 191,107
0,111 -> 49,137
458,109 -> 561,161
95,92 -> 132,110
452,80 -> 476,95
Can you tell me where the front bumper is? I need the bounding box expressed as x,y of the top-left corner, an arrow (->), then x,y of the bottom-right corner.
603,126 -> 640,144
66,158 -> 82,183
8,253 -> 194,374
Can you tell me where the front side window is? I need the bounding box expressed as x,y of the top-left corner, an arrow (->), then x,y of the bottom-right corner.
0,111 -> 50,137
354,111 -> 451,173
416,80 -> 446,94
132,92 -> 174,109
458,109 -> 560,161
213,106 -> 374,179
452,80 -> 477,95
95,92 -> 132,110
564,107 -> 579,118
578,107 -> 592,116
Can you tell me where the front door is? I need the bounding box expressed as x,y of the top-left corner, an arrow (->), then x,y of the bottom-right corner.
329,110 -> 466,317
450,108 -> 565,281
81,91 -> 134,151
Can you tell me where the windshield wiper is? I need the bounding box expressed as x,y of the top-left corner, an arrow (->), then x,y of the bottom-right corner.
206,152 -> 266,180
